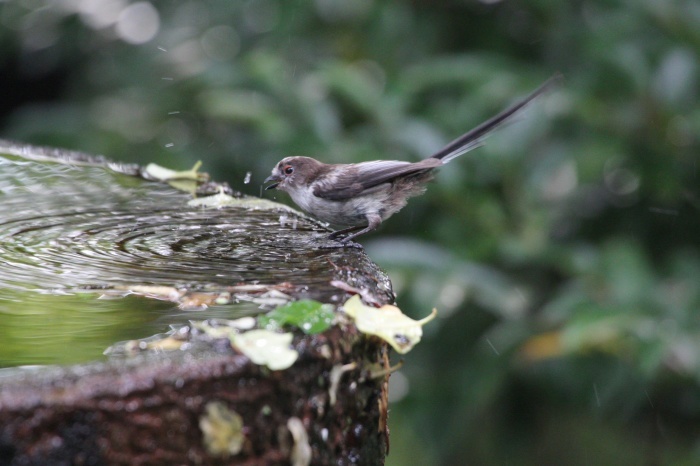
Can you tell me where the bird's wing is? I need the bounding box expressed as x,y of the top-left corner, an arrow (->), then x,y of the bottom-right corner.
313,159 -> 442,200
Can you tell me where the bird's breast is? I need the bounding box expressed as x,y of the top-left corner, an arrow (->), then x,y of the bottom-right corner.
286,184 -> 393,227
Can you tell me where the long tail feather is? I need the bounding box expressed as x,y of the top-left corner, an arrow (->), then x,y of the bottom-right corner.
429,74 -> 562,163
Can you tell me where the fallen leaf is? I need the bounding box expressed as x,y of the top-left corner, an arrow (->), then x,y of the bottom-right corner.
342,295 -> 436,354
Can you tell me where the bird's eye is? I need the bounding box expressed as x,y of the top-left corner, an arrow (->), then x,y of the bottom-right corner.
283,165 -> 294,175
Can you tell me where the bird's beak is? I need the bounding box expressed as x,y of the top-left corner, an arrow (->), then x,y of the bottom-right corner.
264,174 -> 281,190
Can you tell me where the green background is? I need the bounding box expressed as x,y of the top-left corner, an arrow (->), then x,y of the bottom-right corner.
1,0 -> 699,464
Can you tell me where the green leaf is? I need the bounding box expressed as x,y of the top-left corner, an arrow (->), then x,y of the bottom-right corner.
258,300 -> 335,335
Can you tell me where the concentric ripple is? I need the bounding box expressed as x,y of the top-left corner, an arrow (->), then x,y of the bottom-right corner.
0,148 -> 360,298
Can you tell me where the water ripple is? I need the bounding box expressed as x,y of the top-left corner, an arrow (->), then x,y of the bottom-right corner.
0,149 -> 349,296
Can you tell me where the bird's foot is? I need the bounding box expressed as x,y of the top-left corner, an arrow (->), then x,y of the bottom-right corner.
315,233 -> 363,249
317,242 -> 363,250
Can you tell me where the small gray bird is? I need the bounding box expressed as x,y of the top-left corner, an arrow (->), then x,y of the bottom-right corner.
265,76 -> 558,243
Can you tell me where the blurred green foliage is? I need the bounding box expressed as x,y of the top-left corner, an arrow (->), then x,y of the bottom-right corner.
1,0 -> 699,464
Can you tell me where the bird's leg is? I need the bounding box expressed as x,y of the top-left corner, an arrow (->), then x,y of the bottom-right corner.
316,225 -> 366,250
337,214 -> 382,243
328,225 -> 364,240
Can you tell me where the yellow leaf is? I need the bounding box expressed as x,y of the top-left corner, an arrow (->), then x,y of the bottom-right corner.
342,295 -> 436,354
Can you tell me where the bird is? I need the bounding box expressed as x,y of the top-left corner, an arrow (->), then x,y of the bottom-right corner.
264,75 -> 559,244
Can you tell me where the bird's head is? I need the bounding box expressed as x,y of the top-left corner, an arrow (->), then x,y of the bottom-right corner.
264,156 -> 322,192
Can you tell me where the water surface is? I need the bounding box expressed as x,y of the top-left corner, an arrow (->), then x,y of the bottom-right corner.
0,142 -> 392,367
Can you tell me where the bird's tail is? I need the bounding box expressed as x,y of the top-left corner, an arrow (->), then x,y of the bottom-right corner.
429,74 -> 561,163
